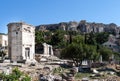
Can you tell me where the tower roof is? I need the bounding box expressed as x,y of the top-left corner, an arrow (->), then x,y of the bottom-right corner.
7,22 -> 34,27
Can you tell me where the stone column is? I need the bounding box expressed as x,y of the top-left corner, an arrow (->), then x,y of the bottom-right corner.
43,43 -> 49,56
43,43 -> 47,55
99,55 -> 102,63
47,44 -> 49,56
50,46 -> 53,55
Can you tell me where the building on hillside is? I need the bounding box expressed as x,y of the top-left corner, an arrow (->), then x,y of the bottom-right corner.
7,22 -> 35,62
102,34 -> 120,52
103,41 -> 119,52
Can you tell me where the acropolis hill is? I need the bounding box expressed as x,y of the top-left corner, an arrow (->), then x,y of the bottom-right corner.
36,20 -> 120,34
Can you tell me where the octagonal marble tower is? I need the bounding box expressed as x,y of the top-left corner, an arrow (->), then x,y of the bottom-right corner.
7,22 -> 35,62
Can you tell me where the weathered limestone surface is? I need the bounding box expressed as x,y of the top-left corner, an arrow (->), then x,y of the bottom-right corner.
36,20 -> 120,34
7,22 -> 35,62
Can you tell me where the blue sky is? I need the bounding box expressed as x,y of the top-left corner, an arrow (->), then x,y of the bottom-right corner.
0,0 -> 120,33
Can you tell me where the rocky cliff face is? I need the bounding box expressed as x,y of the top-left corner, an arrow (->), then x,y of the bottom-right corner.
36,20 -> 120,34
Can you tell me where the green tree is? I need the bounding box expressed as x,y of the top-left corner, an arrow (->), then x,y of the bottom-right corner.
98,46 -> 113,61
86,45 -> 99,61
35,31 -> 45,44
72,35 -> 84,44
85,32 -> 96,45
61,43 -> 83,66
113,52 -> 120,64
61,43 -> 99,66
44,31 -> 52,44
50,30 -> 66,48
95,32 -> 109,44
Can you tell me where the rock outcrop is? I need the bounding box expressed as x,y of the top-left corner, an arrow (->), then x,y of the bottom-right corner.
36,20 -> 120,34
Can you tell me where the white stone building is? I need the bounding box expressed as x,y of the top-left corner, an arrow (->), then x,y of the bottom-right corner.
102,34 -> 119,52
0,34 -> 8,55
0,34 -> 8,47
7,22 -> 35,62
